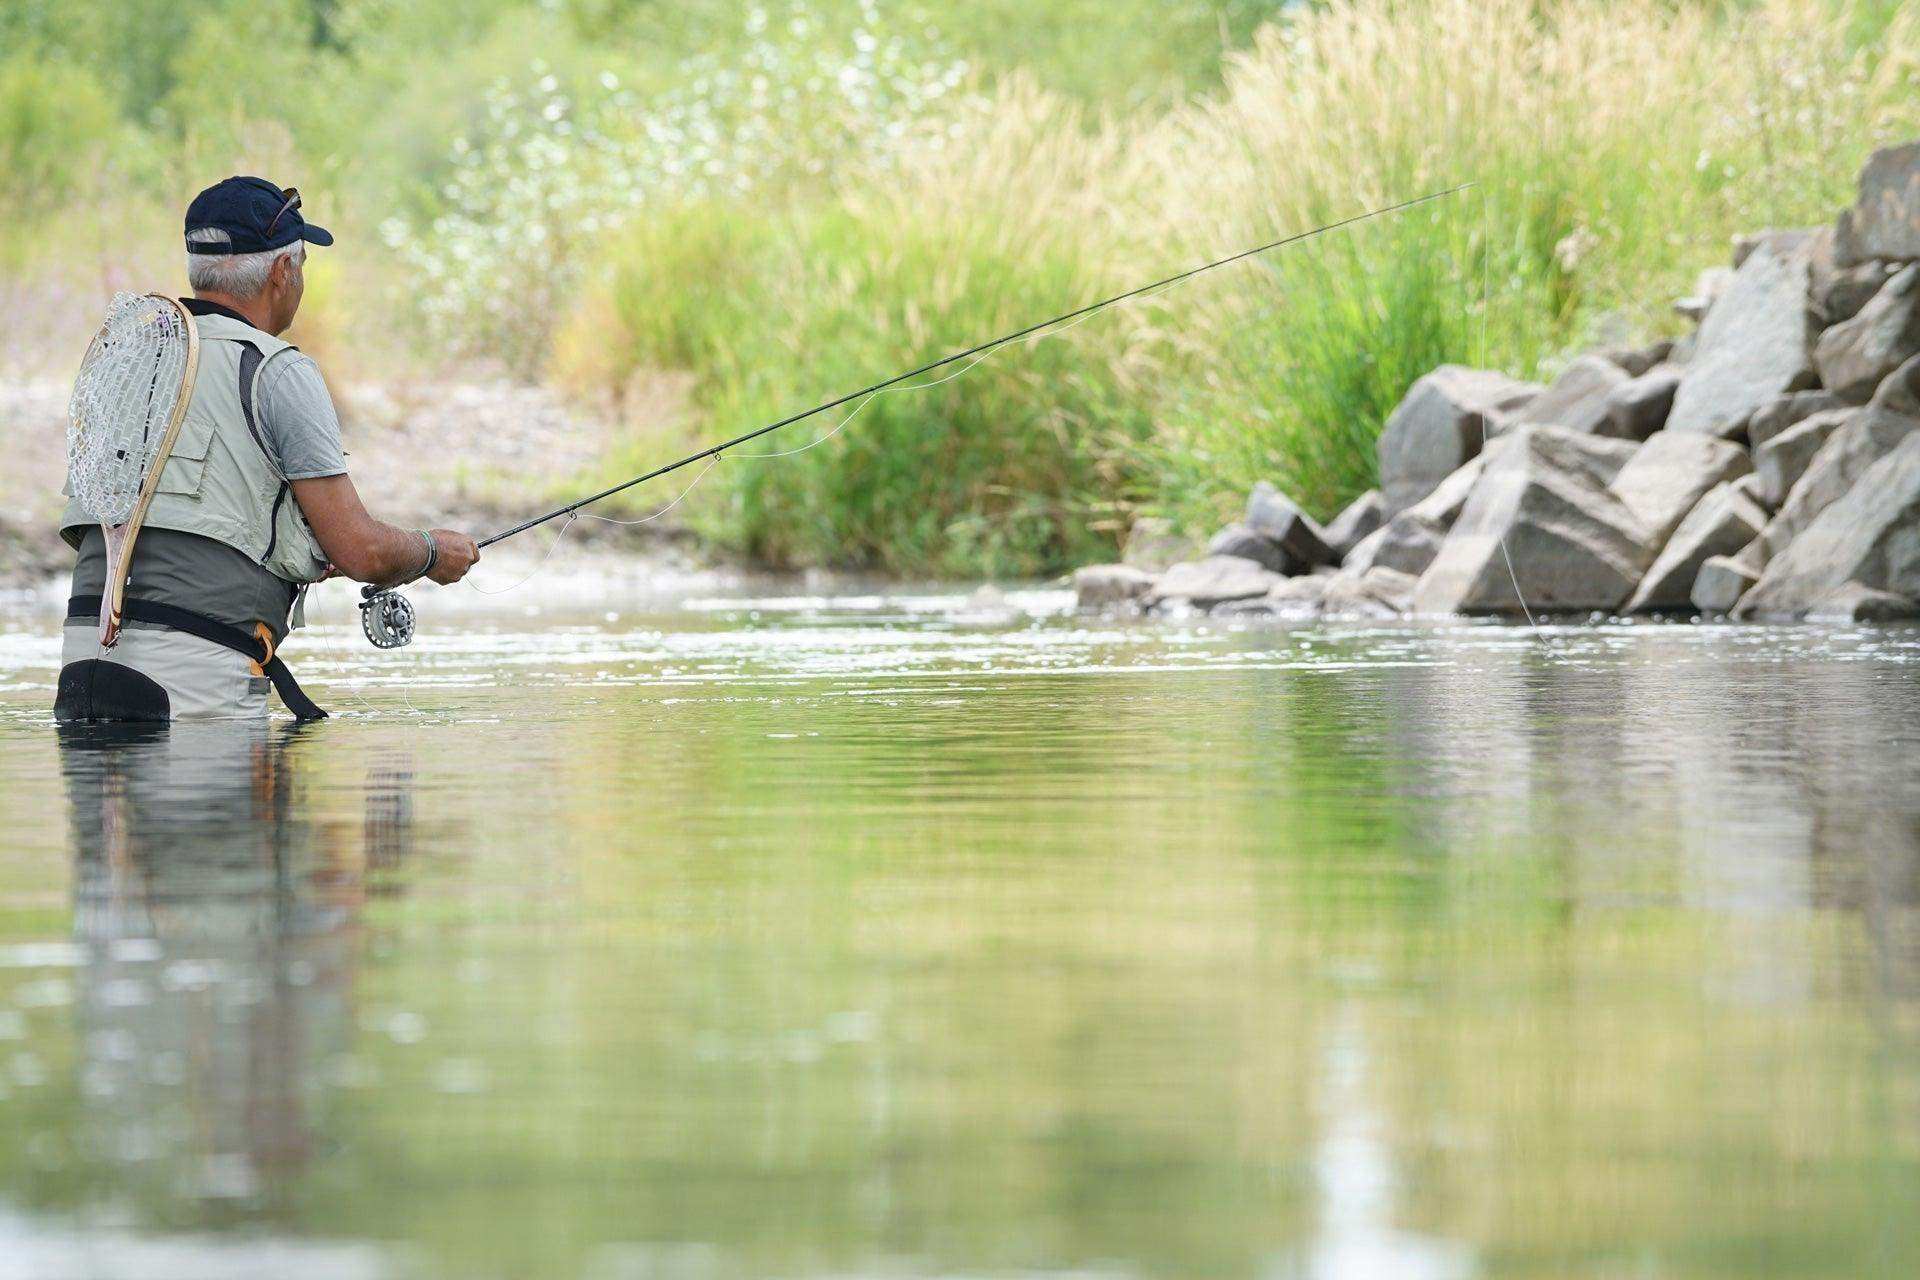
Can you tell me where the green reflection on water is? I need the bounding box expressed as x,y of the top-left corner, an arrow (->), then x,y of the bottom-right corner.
0,607 -> 1916,1279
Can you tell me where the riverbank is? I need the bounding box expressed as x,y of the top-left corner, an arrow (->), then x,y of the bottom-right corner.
1077,140 -> 1920,624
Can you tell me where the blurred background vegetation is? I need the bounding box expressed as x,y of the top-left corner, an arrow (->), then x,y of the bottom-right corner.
3,0 -> 1918,577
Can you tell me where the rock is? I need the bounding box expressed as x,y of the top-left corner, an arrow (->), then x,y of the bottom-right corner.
1733,227 -> 1819,271
1667,243 -> 1819,436
1244,482 -> 1334,570
1747,390 -> 1845,451
1834,141 -> 1920,266
1122,516 -> 1201,572
1073,564 -> 1154,610
1730,471 -> 1770,509
1376,365 -> 1542,514
1207,522 -> 1290,573
1609,432 -> 1753,545
1148,556 -> 1283,609
1813,263 -> 1920,402
1804,583 -> 1920,623
1691,553 -> 1762,615
1674,266 -> 1735,323
1320,490 -> 1386,560
1760,363 -> 1920,554
1624,482 -> 1770,612
1754,408 -> 1851,506
1413,425 -> 1658,615
1516,354 -> 1633,437
1344,453 -> 1493,577
1738,433 -> 1920,619
1597,339 -> 1676,378
1602,364 -> 1682,441
1218,574 -> 1329,619
1321,566 -> 1417,619
1815,260 -> 1899,327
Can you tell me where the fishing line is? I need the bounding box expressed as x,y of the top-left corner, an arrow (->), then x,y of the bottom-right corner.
476,183 -> 1475,551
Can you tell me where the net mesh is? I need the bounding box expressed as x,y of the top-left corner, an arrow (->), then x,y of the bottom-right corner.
67,293 -> 192,526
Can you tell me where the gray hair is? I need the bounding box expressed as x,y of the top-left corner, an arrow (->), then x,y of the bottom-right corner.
185,228 -> 305,298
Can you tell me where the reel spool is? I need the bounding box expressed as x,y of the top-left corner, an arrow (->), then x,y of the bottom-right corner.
360,587 -> 416,649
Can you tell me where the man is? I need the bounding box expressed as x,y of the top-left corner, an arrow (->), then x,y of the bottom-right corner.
56,176 -> 480,723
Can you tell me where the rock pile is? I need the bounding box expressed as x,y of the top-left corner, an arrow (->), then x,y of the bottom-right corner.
1076,141 -> 1920,623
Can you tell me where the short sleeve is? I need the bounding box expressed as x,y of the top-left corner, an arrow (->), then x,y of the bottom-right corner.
253,352 -> 349,480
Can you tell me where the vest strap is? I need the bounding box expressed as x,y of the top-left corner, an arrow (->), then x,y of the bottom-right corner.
66,594 -> 328,721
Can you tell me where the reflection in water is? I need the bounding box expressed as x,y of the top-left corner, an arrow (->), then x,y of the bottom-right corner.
0,608 -> 1915,1278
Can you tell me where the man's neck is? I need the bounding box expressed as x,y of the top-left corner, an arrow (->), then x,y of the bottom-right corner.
190,291 -> 276,334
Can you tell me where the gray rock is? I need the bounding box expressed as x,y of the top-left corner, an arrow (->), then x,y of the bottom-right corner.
1148,556 -> 1283,608
1738,433 -> 1920,619
1755,409 -> 1851,507
1603,364 -> 1682,440
1207,522 -> 1289,573
1609,432 -> 1752,545
1073,564 -> 1155,610
1218,574 -> 1330,619
1516,354 -> 1633,437
1834,141 -> 1920,266
1624,481 -> 1769,612
1376,365 -> 1542,514
1320,490 -> 1386,560
1321,566 -> 1417,619
1813,263 -> 1920,402
1596,339 -> 1676,378
1122,516 -> 1201,572
1747,390 -> 1845,451
1804,583 -> 1920,623
1344,453 -> 1494,578
1674,266 -> 1735,323
1413,425 -> 1658,615
1760,364 -> 1920,554
1815,260 -> 1899,327
1730,471 -> 1770,510
1691,553 -> 1762,615
1667,244 -> 1819,436
1732,228 -> 1817,270
1244,482 -> 1333,570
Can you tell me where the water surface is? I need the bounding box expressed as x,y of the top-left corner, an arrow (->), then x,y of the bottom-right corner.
0,582 -> 1916,1279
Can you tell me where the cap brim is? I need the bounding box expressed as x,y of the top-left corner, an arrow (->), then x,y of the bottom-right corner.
300,223 -> 334,247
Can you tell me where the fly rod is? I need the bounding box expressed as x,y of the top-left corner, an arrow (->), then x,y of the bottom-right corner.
478,182 -> 1472,549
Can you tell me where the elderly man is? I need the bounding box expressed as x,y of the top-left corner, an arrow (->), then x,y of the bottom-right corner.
56,176 -> 480,723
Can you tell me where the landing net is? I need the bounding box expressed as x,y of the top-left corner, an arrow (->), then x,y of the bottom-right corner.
67,294 -> 194,526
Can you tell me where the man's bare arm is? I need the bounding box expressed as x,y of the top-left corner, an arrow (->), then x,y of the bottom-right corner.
290,475 -> 479,587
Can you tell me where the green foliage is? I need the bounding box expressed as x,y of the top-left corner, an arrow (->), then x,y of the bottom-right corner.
0,57 -> 120,222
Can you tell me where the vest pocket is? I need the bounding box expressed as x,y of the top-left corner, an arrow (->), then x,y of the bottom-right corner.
154,414 -> 216,498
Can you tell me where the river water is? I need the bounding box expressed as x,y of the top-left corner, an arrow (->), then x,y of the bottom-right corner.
0,580 -> 1916,1279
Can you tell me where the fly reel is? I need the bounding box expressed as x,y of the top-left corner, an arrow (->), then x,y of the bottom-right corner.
360,587 -> 416,649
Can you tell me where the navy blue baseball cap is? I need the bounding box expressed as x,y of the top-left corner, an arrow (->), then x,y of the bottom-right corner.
184,175 -> 333,255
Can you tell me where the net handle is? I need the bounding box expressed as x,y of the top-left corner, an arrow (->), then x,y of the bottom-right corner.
99,295 -> 200,648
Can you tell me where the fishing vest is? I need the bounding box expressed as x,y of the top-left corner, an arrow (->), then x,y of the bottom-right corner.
60,312 -> 331,588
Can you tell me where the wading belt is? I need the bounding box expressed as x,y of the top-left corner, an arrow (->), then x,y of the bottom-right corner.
66,594 -> 328,721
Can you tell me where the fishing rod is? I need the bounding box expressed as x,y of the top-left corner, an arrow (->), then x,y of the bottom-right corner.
358,183 -> 1472,648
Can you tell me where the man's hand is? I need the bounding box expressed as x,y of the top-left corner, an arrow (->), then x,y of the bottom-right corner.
427,530 -> 480,585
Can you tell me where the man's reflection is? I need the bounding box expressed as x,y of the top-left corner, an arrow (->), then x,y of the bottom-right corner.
55,721 -> 410,1214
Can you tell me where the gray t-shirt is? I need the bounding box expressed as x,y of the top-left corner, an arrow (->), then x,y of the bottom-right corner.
70,310 -> 349,644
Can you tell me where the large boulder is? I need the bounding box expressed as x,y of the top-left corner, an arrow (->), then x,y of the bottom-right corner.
1759,359 -> 1920,553
1074,564 -> 1155,610
1666,243 -> 1819,437
1603,364 -> 1682,440
1834,141 -> 1920,266
1609,431 -> 1752,545
1623,481 -> 1769,612
1813,263 -> 1920,402
1207,523 -> 1289,573
1514,354 -> 1632,437
1738,433 -> 1920,619
1805,583 -> 1920,623
1320,490 -> 1386,561
1691,551 -> 1763,615
1148,555 -> 1283,609
1413,426 -> 1657,615
1376,365 -> 1542,514
1754,408 -> 1851,506
1747,390 -> 1845,452
1244,482 -> 1333,571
